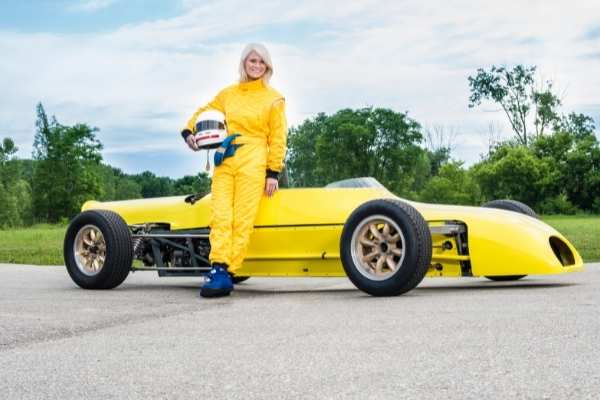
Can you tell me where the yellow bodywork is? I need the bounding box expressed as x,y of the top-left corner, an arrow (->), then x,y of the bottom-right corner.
82,186 -> 583,278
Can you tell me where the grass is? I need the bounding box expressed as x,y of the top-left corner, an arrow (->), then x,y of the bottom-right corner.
0,216 -> 599,266
0,224 -> 66,265
541,215 -> 600,262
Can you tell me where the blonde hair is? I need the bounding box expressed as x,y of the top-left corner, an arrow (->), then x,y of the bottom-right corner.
239,43 -> 273,83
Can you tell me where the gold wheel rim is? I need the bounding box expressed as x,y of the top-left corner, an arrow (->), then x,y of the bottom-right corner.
350,215 -> 406,281
74,225 -> 107,276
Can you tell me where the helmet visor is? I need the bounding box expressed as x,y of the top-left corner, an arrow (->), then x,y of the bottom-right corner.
196,120 -> 225,132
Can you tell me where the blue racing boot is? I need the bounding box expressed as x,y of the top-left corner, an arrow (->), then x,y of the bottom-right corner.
200,263 -> 234,298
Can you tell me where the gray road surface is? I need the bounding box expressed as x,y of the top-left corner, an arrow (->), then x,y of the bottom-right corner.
1,263 -> 599,399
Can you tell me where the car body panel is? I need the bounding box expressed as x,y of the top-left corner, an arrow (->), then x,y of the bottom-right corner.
82,186 -> 583,278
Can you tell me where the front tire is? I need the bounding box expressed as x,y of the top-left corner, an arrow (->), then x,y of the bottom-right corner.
340,199 -> 432,296
64,210 -> 133,289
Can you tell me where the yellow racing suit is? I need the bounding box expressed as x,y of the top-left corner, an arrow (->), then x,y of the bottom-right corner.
183,79 -> 287,273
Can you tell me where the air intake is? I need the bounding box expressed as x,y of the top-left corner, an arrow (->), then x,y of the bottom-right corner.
549,237 -> 575,266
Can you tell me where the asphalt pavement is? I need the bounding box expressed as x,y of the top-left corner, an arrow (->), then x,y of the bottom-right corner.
1,263 -> 599,399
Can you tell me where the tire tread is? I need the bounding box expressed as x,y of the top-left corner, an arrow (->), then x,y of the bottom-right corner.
482,199 -> 537,218
340,199 -> 432,296
382,199 -> 432,294
64,210 -> 132,290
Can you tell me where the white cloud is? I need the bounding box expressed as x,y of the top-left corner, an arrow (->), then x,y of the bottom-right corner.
2,0 -> 599,176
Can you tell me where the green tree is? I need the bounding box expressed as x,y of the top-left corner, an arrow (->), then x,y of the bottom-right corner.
14,159 -> 35,187
554,112 -> 596,139
0,137 -> 32,226
12,179 -> 33,226
133,171 -> 175,198
533,83 -> 562,136
468,65 -> 561,145
0,138 -> 19,227
95,164 -> 142,201
114,177 -> 142,200
423,147 -> 450,179
95,164 -> 117,200
32,103 -> 103,222
419,162 -> 481,205
286,113 -> 326,187
0,183 -> 17,228
471,145 -> 555,209
287,108 -> 426,196
423,124 -> 456,177
0,138 -> 20,192
173,173 -> 211,195
0,137 -> 17,162
532,129 -> 600,212
558,135 -> 600,212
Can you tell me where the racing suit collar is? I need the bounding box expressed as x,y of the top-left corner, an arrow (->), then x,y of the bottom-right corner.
239,78 -> 265,91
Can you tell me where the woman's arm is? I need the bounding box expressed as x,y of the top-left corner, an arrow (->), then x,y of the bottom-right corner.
180,91 -> 226,141
266,97 -> 287,179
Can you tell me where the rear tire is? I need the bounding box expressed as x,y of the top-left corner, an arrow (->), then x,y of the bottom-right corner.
482,199 -> 536,281
64,210 -> 133,289
482,199 -> 537,218
340,199 -> 431,296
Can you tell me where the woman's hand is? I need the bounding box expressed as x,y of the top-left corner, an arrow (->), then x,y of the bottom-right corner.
265,177 -> 278,197
186,134 -> 199,151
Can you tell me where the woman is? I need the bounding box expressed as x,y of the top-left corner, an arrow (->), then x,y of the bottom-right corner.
181,43 -> 287,298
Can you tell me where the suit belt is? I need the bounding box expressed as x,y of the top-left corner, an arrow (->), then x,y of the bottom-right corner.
232,135 -> 267,145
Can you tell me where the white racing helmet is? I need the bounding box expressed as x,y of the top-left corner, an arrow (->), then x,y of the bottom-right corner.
194,110 -> 227,149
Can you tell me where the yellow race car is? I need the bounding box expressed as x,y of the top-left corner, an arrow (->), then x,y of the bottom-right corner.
63,177 -> 583,296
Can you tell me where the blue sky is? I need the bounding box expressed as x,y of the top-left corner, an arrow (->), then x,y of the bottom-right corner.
1,1 -> 181,33
1,0 -> 599,177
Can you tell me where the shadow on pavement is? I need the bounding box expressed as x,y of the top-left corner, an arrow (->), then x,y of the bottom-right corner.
67,277 -> 579,298
415,281 -> 577,292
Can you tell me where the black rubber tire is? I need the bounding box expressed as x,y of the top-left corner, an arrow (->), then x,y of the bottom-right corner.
485,275 -> 526,281
231,276 -> 250,284
64,210 -> 133,289
482,199 -> 535,281
482,199 -> 538,218
340,199 -> 432,296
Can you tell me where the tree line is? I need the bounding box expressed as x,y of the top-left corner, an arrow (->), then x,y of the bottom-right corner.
1,64 -> 598,228
288,64 -> 599,214
0,104 -> 210,227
